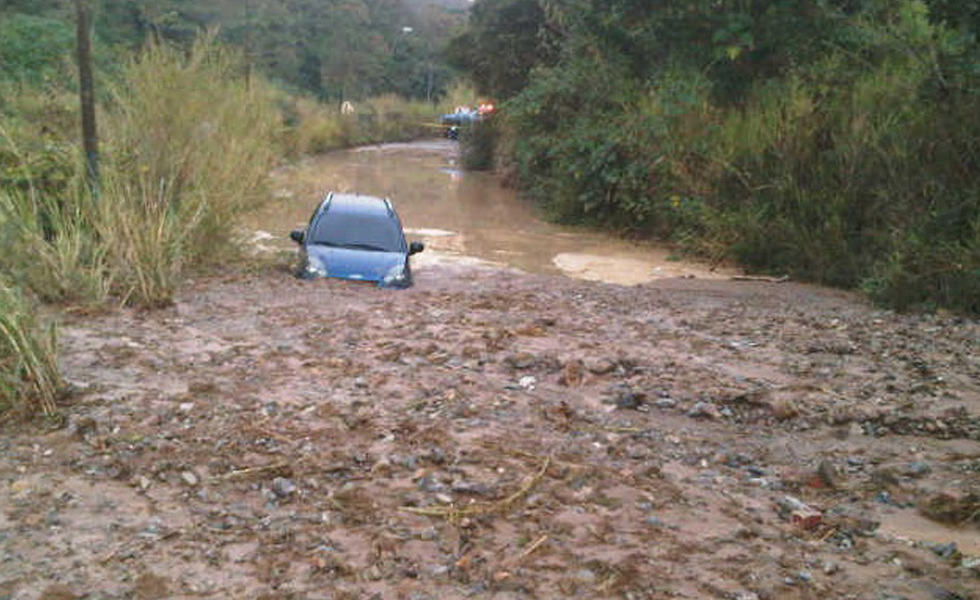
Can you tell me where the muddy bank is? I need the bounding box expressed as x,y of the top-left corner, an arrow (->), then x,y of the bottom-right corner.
2,261 -> 979,599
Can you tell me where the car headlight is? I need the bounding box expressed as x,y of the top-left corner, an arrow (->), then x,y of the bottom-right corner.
381,264 -> 409,288
303,256 -> 328,279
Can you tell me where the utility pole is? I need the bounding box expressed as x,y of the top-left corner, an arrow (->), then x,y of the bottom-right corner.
74,0 -> 99,198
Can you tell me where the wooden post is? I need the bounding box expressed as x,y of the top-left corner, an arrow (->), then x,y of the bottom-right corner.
74,0 -> 100,197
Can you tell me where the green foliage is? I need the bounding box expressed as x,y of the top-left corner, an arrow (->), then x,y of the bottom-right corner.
0,14 -> 74,85
0,276 -> 61,420
1,34 -> 280,309
1,0 -> 466,102
446,0 -> 558,99
459,119 -> 497,170
462,0 -> 980,313
85,0 -> 466,102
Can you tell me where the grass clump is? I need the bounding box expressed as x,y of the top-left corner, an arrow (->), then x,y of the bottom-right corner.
0,278 -> 60,419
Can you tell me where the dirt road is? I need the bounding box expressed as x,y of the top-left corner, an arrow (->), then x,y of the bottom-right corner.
2,260 -> 979,599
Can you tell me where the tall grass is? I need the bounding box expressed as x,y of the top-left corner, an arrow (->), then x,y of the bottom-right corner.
105,33 -> 280,272
279,93 -> 444,156
0,277 -> 60,419
2,34 -> 281,308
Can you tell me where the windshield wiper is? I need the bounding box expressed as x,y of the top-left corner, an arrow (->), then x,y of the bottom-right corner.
338,243 -> 389,252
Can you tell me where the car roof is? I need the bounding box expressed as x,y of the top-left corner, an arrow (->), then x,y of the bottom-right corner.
323,192 -> 396,218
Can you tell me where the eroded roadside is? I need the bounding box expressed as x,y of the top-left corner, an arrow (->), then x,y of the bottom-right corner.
2,262 -> 979,599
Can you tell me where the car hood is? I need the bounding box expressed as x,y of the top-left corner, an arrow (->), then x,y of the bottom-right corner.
306,245 -> 405,284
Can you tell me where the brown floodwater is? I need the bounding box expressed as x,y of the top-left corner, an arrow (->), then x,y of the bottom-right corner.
246,140 -> 737,285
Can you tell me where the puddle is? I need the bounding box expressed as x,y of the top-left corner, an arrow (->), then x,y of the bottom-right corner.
245,141 -> 737,285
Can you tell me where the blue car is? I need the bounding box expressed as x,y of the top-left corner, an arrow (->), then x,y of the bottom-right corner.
289,192 -> 424,288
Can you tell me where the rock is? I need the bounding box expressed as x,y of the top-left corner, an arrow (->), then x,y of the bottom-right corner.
518,376 -> 537,391
371,457 -> 393,477
133,572 -> 170,599
68,415 -> 98,439
655,398 -> 677,408
451,481 -> 492,496
571,569 -> 596,584
417,475 -> 446,493
271,477 -> 297,498
901,462 -> 932,478
687,401 -> 721,420
608,386 -> 646,410
644,516 -> 667,528
814,460 -> 840,489
929,542 -> 958,559
38,584 -> 81,600
558,360 -> 585,387
181,471 -> 200,487
777,496 -> 822,530
585,357 -> 617,375
505,353 -> 537,370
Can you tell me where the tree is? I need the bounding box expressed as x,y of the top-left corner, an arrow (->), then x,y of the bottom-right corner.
446,0 -> 557,99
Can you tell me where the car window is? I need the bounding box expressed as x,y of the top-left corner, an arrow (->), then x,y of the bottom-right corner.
309,209 -> 406,253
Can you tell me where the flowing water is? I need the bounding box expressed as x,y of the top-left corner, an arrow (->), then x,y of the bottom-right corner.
247,140 -> 737,285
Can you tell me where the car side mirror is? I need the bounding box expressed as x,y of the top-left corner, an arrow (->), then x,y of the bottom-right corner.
409,241 -> 425,255
290,230 -> 305,244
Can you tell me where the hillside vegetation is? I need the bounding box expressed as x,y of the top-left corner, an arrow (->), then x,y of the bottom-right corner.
0,0 -> 467,419
450,0 -> 980,314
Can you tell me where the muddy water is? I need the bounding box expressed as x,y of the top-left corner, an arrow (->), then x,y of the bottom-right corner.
247,141 -> 737,285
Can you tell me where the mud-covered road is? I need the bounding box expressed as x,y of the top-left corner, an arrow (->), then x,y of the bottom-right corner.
2,257 -> 979,599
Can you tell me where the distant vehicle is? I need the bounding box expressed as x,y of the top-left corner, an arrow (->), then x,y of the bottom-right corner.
289,192 -> 424,288
440,103 -> 495,140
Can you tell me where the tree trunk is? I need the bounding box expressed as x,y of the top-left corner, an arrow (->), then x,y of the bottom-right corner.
75,0 -> 99,198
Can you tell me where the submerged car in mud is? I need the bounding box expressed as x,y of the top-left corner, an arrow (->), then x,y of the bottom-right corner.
289,192 -> 424,288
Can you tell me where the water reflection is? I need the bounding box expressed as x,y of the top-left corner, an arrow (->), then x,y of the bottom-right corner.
246,141 -> 736,285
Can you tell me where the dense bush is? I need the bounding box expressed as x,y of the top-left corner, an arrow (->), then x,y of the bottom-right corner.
489,0 -> 980,313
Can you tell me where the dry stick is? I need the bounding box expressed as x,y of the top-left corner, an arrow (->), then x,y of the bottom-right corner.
219,462 -> 293,482
401,456 -> 551,520
518,534 -> 549,561
729,274 -> 790,283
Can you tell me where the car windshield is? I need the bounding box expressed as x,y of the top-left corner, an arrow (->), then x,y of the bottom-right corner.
308,210 -> 405,253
